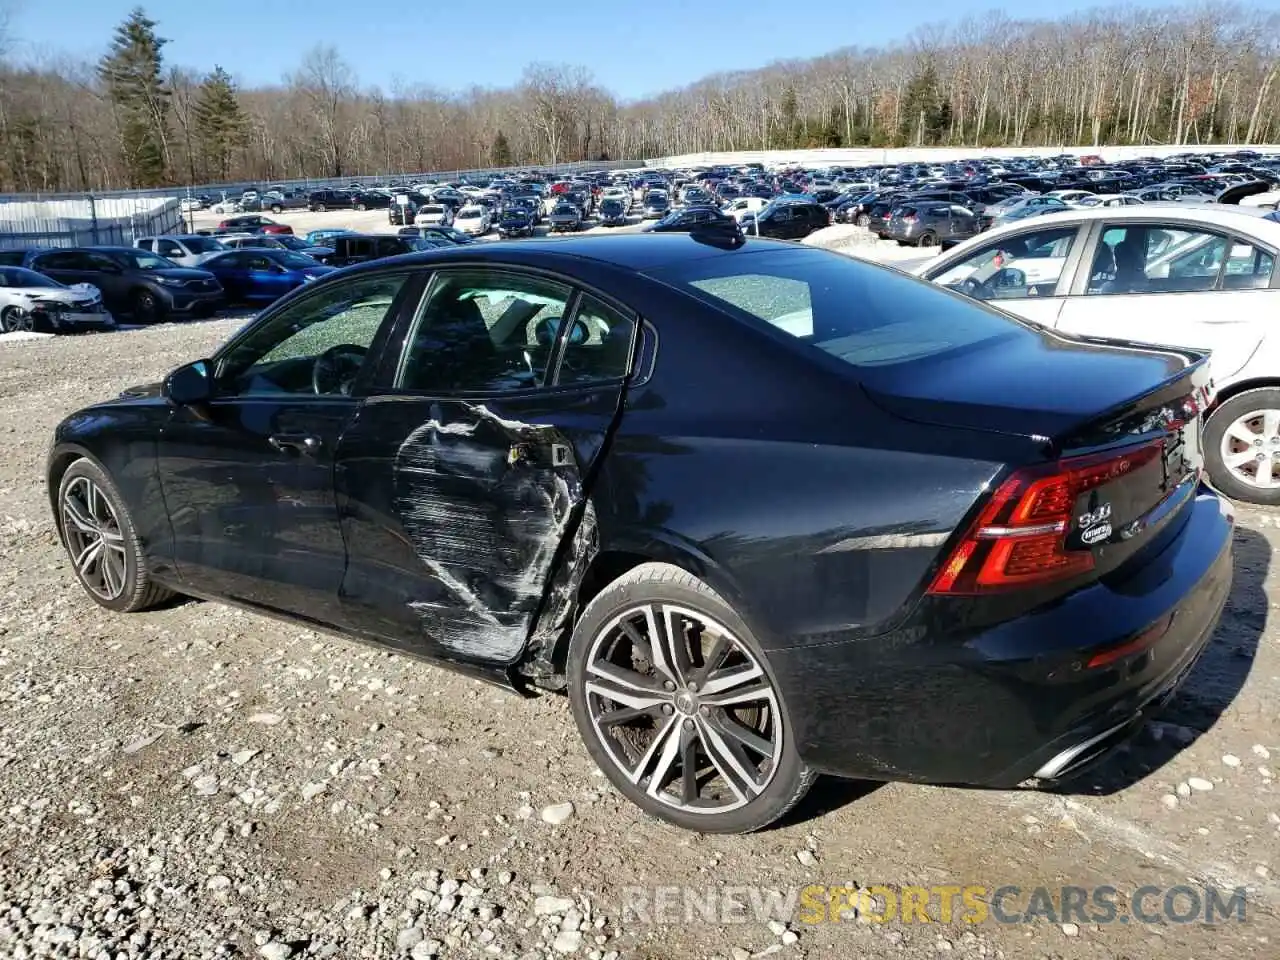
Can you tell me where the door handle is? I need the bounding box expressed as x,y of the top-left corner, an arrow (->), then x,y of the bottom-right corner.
269,433 -> 322,455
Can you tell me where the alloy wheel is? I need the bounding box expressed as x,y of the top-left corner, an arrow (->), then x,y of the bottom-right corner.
61,476 -> 128,600
1220,408 -> 1280,488
583,603 -> 782,815
1,306 -> 33,333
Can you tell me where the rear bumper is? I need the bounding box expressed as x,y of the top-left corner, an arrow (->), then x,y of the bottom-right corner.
771,489 -> 1234,786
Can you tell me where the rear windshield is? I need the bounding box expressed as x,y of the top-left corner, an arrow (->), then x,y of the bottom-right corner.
183,236 -> 224,253
647,246 -> 1032,369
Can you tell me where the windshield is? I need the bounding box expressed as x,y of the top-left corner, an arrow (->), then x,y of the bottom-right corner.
457,209 -> 481,218
0,266 -> 64,288
276,252 -> 318,269
126,251 -> 177,270
648,246 -> 1031,369
183,237 -> 225,253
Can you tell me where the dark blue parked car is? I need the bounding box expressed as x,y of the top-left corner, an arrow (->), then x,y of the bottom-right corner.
200,249 -> 334,303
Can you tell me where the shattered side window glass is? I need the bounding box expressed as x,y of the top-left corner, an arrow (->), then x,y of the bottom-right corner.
218,272 -> 410,395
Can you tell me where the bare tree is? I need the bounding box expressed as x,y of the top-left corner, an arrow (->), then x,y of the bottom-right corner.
290,45 -> 354,177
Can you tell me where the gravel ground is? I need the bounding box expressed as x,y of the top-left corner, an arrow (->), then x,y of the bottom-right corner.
0,234 -> 1278,960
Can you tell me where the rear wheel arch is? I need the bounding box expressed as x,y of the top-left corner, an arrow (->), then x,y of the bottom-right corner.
1205,377 -> 1280,417
554,537 -> 764,665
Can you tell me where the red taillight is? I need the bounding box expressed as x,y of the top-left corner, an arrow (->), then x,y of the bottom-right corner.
928,441 -> 1164,595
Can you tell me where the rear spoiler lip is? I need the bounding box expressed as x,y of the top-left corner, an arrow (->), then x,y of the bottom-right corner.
860,344 -> 1211,459
1044,344 -> 1212,458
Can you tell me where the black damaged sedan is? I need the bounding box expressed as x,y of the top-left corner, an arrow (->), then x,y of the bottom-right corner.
48,231 -> 1231,833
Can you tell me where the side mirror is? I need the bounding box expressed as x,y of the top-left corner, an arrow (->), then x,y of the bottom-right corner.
163,359 -> 214,406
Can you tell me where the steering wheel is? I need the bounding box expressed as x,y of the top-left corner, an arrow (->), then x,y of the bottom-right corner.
312,343 -> 368,395
994,267 -> 1027,290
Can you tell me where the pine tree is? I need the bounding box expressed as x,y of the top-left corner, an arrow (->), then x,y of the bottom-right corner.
193,66 -> 247,181
900,64 -> 947,146
491,129 -> 513,167
99,7 -> 170,186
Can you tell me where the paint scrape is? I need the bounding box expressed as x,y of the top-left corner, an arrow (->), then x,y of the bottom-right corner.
393,404 -> 583,660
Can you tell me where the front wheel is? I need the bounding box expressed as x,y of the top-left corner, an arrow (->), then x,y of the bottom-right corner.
132,289 -> 164,323
1,305 -> 35,333
567,562 -> 813,833
355,203 -> 366,211
1204,388 -> 1280,505
57,458 -> 174,612
271,204 -> 283,214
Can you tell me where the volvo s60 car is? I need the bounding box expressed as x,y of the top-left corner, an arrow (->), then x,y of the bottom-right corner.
48,232 -> 1231,834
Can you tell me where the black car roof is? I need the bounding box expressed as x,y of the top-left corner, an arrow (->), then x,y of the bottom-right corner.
340,232 -> 793,275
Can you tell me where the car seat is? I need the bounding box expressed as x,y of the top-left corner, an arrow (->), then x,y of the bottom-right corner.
404,294 -> 495,392
1101,234 -> 1149,294
1087,243 -> 1117,290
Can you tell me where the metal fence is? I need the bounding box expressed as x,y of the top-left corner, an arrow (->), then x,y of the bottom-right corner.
0,159 -> 642,205
0,195 -> 184,251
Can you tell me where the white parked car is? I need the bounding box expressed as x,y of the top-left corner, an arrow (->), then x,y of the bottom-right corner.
722,197 -> 769,221
0,266 -> 114,334
916,206 -> 1280,503
454,204 -> 492,236
415,204 -> 454,227
1076,194 -> 1146,208
134,234 -> 227,268
602,186 -> 631,207
1047,189 -> 1098,207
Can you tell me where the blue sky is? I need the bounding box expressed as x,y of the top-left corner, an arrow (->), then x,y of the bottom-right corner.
6,0 -> 1247,100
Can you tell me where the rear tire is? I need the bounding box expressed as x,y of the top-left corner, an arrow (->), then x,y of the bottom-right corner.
567,562 -> 813,834
1204,387 -> 1280,505
918,232 -> 936,248
57,457 -> 174,612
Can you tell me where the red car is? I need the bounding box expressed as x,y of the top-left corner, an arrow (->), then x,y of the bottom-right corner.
216,215 -> 294,235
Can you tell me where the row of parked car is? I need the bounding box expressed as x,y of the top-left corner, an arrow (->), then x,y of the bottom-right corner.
0,220 -> 482,332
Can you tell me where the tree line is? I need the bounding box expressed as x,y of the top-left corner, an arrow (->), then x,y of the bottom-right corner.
2,4 -> 1280,195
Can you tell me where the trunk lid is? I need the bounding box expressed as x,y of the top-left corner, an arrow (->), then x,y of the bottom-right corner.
860,330 -> 1209,450
862,331 -> 1211,567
